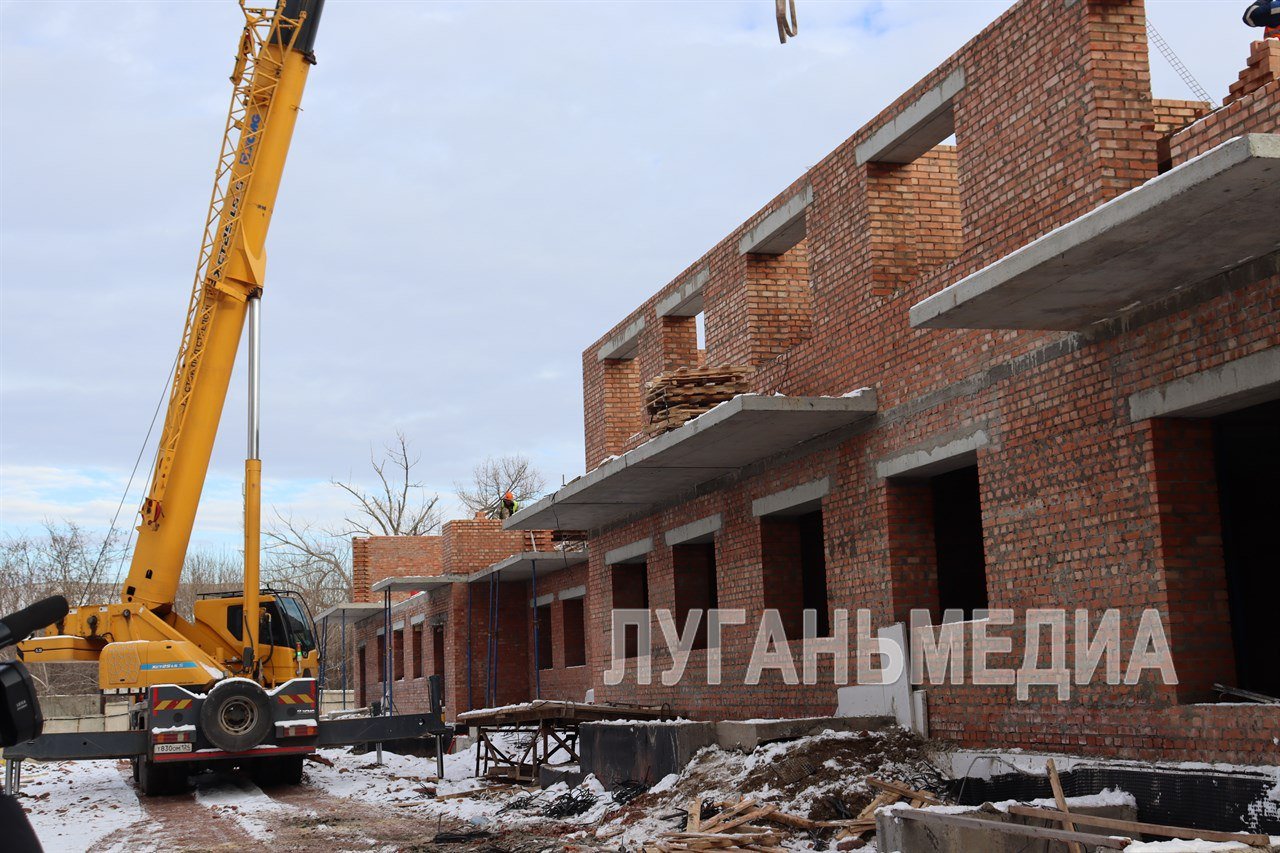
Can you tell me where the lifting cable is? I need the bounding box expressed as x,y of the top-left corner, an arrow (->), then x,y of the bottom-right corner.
776,0 -> 798,44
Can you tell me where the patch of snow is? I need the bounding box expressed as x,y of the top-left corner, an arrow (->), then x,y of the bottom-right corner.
18,759 -> 144,852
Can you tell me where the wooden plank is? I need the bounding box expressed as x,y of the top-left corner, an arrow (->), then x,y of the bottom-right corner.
890,809 -> 1132,848
865,777 -> 941,805
1006,805 -> 1273,847
1047,759 -> 1085,853
688,797 -> 702,833
701,799 -> 757,832
713,805 -> 777,833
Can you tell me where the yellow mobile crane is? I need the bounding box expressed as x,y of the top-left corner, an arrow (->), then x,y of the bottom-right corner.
8,0 -> 448,795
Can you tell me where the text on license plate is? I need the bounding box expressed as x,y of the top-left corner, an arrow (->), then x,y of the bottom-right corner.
154,743 -> 192,754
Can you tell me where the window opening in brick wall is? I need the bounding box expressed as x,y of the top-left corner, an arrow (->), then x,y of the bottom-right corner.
358,645 -> 367,707
412,624 -> 424,679
432,622 -> 448,701
392,628 -> 405,681
376,634 -> 386,683
672,542 -> 719,651
695,311 -> 706,351
761,509 -> 830,638
931,465 -> 989,619
1212,399 -> 1280,699
611,561 -> 650,658
563,598 -> 586,667
536,603 -> 554,670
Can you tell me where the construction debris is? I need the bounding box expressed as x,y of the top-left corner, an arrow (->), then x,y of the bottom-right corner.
644,365 -> 753,436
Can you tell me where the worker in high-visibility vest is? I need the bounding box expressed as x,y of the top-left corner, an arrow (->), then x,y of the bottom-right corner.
1243,0 -> 1280,37
500,491 -> 518,519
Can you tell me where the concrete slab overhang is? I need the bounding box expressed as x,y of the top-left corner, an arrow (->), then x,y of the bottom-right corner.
369,574 -> 468,595
467,549 -> 590,583
910,134 -> 1280,331
315,602 -> 383,624
504,392 -> 877,532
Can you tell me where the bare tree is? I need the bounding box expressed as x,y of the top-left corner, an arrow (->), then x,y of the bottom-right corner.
263,512 -> 351,610
455,454 -> 546,518
333,431 -> 442,536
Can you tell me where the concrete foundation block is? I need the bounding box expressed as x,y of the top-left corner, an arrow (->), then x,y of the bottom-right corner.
876,801 -> 1139,853
579,721 -> 716,787
716,715 -> 893,752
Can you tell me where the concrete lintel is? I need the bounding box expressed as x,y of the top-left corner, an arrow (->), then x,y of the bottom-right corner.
533,593 -> 554,608
876,427 -> 990,479
597,316 -> 646,361
738,185 -> 813,256
656,267 -> 710,318
559,585 -> 586,601
409,614 -> 425,626
1129,346 -> 1280,421
392,620 -> 404,631
856,68 -> 965,166
752,477 -> 831,517
605,537 -> 654,565
664,514 -> 722,546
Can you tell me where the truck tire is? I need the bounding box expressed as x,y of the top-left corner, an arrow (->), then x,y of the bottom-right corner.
137,757 -> 183,796
200,679 -> 273,753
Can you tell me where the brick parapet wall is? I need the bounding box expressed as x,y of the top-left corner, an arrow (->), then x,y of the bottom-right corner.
352,535 -> 442,603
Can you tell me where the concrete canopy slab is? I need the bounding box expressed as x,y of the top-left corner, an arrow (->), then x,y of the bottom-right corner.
315,602 -> 383,624
910,134 -> 1280,331
468,549 -> 589,583
369,574 -> 468,595
505,392 -> 877,532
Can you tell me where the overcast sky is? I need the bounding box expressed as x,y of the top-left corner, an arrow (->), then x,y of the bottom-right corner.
0,0 -> 1256,554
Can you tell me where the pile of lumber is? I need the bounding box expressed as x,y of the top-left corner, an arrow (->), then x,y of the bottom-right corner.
644,798 -> 785,852
644,365 -> 752,437
642,777 -> 944,852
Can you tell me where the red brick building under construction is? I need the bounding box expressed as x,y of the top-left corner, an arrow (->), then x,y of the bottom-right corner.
495,0 -> 1280,770
328,517 -> 591,722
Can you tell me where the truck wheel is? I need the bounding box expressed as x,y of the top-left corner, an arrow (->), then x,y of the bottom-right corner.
200,679 -> 272,753
137,757 -> 182,796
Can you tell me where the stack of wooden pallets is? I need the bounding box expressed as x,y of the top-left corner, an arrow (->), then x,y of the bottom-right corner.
644,365 -> 753,437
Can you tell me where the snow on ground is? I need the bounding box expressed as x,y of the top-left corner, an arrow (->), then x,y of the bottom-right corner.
15,759 -> 144,851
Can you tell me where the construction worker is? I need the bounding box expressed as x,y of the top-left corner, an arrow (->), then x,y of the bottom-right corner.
501,491 -> 518,519
1243,0 -> 1280,37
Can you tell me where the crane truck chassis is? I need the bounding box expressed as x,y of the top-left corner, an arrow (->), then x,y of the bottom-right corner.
1,0 -> 459,796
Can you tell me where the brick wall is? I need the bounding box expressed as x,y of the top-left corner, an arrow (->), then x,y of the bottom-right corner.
561,0 -> 1280,766
352,535 -> 442,603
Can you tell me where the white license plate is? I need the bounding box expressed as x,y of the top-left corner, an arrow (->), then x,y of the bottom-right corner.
154,742 -> 192,754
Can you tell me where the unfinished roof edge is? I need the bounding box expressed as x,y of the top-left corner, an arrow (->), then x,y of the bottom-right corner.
369,573 -> 469,594
909,134 -> 1280,330
504,392 -> 877,531
856,67 -> 966,165
738,185 -> 813,255
597,315 -> 646,361
467,548 -> 590,583
315,602 -> 383,623
656,266 -> 710,318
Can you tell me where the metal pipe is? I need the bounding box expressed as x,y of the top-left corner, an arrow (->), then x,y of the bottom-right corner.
242,295 -> 262,675
247,296 -> 261,460
531,561 -> 540,700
